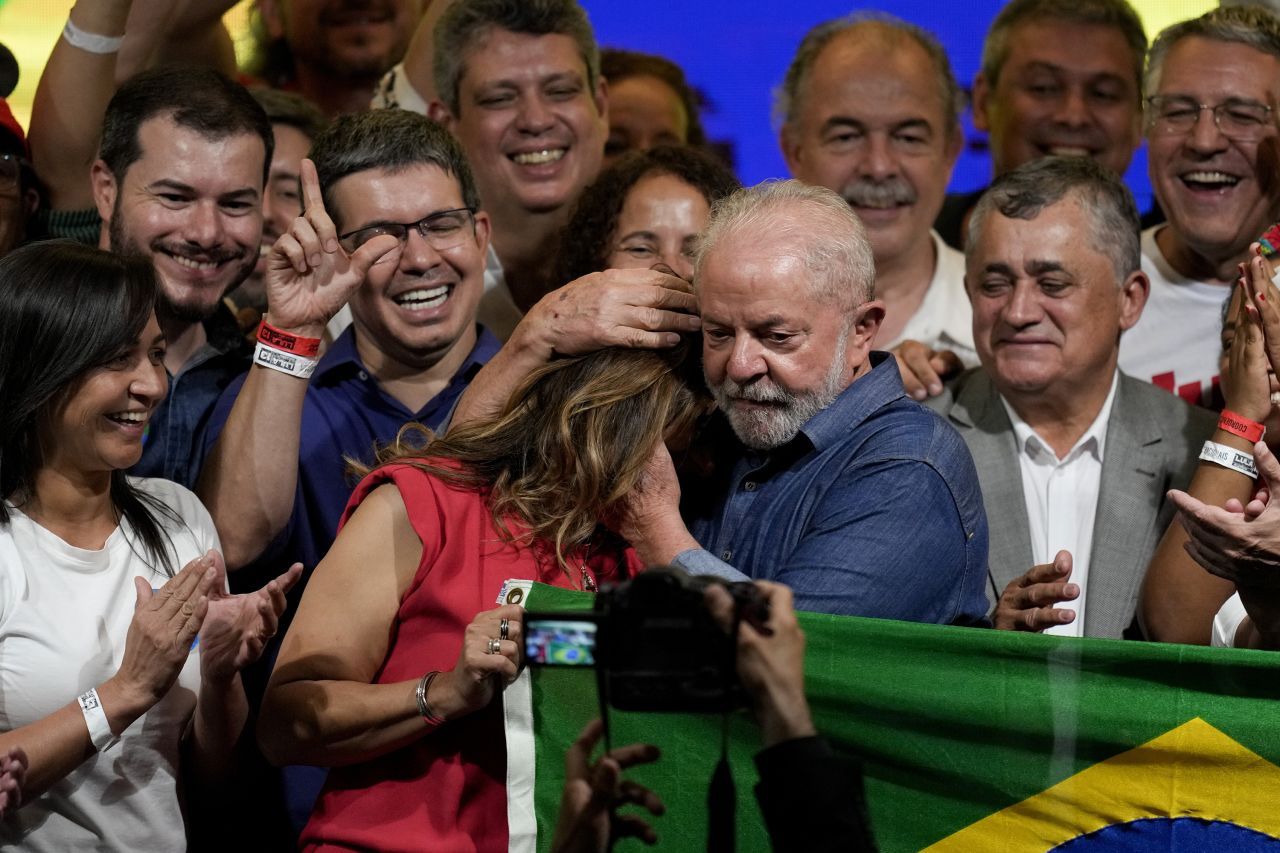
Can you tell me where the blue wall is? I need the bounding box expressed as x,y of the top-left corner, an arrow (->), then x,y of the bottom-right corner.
582,0 -> 1154,212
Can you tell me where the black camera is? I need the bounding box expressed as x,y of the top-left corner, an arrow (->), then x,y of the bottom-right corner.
523,567 -> 769,713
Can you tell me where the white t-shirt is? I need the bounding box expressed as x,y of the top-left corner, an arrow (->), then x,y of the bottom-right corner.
1213,592 -> 1247,647
1118,226 -> 1230,407
885,232 -> 979,368
1000,373 -> 1119,638
0,478 -> 219,852
478,244 -> 524,342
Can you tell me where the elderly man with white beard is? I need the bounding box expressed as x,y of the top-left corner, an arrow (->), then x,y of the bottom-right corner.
616,180 -> 990,623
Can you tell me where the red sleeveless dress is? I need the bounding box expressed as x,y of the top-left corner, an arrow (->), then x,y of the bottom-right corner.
300,462 -> 641,852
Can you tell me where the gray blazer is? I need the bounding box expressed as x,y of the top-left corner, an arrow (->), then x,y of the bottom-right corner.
929,369 -> 1217,638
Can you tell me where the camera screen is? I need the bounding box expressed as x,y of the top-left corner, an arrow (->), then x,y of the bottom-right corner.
524,618 -> 597,666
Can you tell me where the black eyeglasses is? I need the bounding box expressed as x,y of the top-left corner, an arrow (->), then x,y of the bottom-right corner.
339,207 -> 477,252
1145,96 -> 1276,142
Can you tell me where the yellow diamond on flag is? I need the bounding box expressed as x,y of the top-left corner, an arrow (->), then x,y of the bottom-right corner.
924,717 -> 1280,851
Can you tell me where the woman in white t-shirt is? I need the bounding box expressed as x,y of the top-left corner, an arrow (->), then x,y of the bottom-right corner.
0,241 -> 298,851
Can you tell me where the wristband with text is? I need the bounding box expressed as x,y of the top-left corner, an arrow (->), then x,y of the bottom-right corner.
1200,440 -> 1259,479
78,688 -> 120,753
257,320 -> 321,358
254,341 -> 318,380
1219,409 -> 1266,443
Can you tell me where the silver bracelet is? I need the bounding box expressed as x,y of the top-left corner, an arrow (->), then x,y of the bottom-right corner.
253,341 -> 318,380
77,688 -> 120,753
415,671 -> 445,724
1200,440 -> 1258,479
62,19 -> 124,55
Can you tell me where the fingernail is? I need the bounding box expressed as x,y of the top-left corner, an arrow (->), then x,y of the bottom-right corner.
929,383 -> 942,395
1065,584 -> 1080,597
309,253 -> 321,267
912,389 -> 926,401
326,239 -> 338,253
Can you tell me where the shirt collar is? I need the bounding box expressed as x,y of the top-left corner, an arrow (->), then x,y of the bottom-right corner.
1001,370 -> 1119,463
314,323 -> 502,390
799,351 -> 906,451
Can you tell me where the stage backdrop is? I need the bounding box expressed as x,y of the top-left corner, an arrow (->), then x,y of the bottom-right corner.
0,0 -> 1218,208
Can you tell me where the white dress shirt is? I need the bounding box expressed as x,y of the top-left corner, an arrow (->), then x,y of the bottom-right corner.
884,231 -> 979,369
1001,373 -> 1120,637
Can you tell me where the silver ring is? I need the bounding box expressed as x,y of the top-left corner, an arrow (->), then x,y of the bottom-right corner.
499,618 -> 510,641
487,638 -> 502,655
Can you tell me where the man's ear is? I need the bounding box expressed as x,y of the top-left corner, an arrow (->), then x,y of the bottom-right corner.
90,160 -> 117,225
427,100 -> 456,132
779,124 -> 803,177
1117,269 -> 1150,332
971,72 -> 992,134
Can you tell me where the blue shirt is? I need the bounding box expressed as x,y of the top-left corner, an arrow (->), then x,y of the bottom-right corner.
204,324 -> 501,591
675,352 -> 990,624
201,324 -> 500,831
132,306 -> 250,489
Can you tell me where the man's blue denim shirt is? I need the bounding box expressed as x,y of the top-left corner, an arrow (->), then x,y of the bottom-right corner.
675,352 -> 990,624
131,305 -> 250,489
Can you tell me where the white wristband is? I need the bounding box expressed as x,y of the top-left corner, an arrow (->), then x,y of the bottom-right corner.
1200,440 -> 1258,479
77,689 -> 120,753
254,341 -> 317,379
62,19 -> 125,54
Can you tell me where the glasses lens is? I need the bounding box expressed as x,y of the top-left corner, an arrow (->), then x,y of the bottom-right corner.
418,209 -> 473,249
0,156 -> 20,187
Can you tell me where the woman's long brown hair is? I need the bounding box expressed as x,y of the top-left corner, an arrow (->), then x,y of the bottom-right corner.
353,340 -> 708,578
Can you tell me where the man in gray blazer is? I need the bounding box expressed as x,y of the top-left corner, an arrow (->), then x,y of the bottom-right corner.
929,156 -> 1216,639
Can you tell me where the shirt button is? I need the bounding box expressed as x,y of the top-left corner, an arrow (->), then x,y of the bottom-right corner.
743,481 -> 757,492
721,550 -> 733,561
358,370 -> 369,381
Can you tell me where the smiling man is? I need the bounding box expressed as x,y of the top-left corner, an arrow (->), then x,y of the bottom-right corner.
934,0 -> 1147,250
931,157 -> 1214,638
427,0 -> 608,339
778,13 -> 975,398
1118,6 -> 1280,409
88,66 -> 272,488
620,180 -> 989,623
197,108 -> 499,834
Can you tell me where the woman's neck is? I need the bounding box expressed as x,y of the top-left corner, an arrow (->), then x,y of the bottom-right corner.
21,466 -> 118,550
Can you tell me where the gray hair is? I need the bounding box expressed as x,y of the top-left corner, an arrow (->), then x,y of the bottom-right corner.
966,156 -> 1140,282
981,0 -> 1146,94
308,109 -> 481,229
433,0 -> 600,117
774,12 -> 962,134
1145,5 -> 1280,97
694,180 -> 876,311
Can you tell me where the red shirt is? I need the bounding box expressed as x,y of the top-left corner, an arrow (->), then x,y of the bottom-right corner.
301,462 -> 640,852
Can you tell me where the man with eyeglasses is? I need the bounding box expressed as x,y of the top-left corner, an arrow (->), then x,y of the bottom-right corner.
1118,6 -> 1280,408
197,108 -> 500,837
0,99 -> 37,259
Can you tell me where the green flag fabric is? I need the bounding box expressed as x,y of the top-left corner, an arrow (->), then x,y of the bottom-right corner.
506,582 -> 1280,852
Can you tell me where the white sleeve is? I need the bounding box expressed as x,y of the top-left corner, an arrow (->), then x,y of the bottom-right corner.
1211,592 -> 1248,647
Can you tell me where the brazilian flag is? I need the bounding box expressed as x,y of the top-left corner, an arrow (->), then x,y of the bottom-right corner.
504,583 -> 1280,852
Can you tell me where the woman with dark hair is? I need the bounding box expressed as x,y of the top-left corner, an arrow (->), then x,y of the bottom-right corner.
601,48 -> 710,165
0,241 -> 296,850
260,337 -> 709,852
556,145 -> 741,286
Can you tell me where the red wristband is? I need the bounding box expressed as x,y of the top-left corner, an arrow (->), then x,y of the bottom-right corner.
1219,408 -> 1266,443
257,320 -> 321,358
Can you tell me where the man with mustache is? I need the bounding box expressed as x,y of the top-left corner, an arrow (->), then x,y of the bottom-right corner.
934,0 -> 1147,251
618,180 -> 989,624
777,13 -> 975,401
1117,6 -> 1280,409
86,66 -> 272,488
930,156 -> 1214,638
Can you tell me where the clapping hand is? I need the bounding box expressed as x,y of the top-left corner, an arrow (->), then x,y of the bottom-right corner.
199,554 -> 303,685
